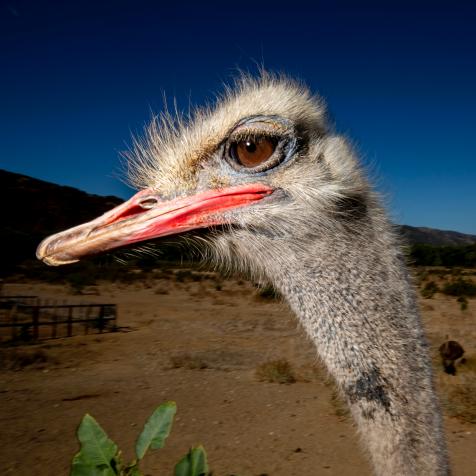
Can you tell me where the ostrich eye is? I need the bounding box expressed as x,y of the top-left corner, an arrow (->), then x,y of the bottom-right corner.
225,117 -> 296,173
231,137 -> 277,168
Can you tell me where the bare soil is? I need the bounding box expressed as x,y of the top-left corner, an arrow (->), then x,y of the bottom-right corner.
1,272 -> 475,476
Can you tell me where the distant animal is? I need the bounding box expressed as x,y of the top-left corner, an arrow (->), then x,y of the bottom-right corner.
36,74 -> 449,475
439,339 -> 465,375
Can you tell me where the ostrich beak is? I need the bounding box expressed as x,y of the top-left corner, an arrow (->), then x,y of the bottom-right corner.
36,183 -> 273,266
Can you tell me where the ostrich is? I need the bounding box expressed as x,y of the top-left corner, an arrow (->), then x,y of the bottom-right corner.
36,74 -> 449,475
439,338 -> 464,375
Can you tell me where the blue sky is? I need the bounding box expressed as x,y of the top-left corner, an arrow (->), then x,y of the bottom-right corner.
1,1 -> 475,233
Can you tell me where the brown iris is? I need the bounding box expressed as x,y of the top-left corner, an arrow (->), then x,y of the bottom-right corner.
231,137 -> 276,168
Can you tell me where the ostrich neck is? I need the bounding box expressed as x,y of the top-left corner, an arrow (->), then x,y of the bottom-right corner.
260,230 -> 450,476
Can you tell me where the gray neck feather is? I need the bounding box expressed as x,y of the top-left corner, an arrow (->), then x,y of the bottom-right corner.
246,222 -> 450,475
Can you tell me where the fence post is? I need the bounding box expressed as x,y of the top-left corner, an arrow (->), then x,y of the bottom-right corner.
98,304 -> 106,334
32,306 -> 39,340
52,314 -> 57,339
112,305 -> 117,329
84,306 -> 89,335
67,307 -> 73,337
10,304 -> 18,341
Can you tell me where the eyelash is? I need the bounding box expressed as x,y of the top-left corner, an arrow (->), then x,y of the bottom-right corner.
230,131 -> 279,143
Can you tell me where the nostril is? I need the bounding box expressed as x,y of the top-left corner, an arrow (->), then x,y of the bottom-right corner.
138,196 -> 159,210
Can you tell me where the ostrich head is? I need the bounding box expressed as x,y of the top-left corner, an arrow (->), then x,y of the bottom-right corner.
36,75 -> 373,272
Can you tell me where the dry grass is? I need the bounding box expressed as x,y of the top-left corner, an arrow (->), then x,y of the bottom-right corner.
0,348 -> 52,370
437,355 -> 476,424
169,352 -> 208,369
154,285 -> 170,295
440,378 -> 476,424
170,349 -> 258,371
255,284 -> 281,300
330,388 -> 350,419
459,356 -> 476,374
255,359 -> 296,384
174,269 -> 208,283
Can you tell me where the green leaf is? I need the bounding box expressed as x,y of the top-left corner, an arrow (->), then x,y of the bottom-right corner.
174,446 -> 209,476
71,453 -> 114,476
71,414 -> 119,476
135,401 -> 177,460
127,468 -> 143,476
123,462 -> 144,476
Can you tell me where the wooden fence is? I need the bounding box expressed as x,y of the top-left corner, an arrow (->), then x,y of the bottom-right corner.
0,296 -> 117,343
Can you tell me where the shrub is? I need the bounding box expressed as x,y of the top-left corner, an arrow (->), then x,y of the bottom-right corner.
256,359 -> 296,384
71,402 -> 209,476
67,272 -> 97,295
330,388 -> 350,419
257,284 -> 281,300
408,243 -> 476,267
457,296 -> 468,311
155,286 -> 170,295
421,281 -> 439,299
175,270 -> 193,282
0,348 -> 50,370
415,269 -> 429,285
442,278 -> 476,298
170,353 -> 208,370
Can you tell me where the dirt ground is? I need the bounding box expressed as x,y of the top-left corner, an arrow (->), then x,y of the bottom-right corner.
1,271 -> 475,476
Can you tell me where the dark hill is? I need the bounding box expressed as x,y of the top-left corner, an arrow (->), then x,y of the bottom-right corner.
398,225 -> 476,246
0,169 -> 123,269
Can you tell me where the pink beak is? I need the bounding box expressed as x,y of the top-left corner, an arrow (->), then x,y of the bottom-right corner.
36,183 -> 273,266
